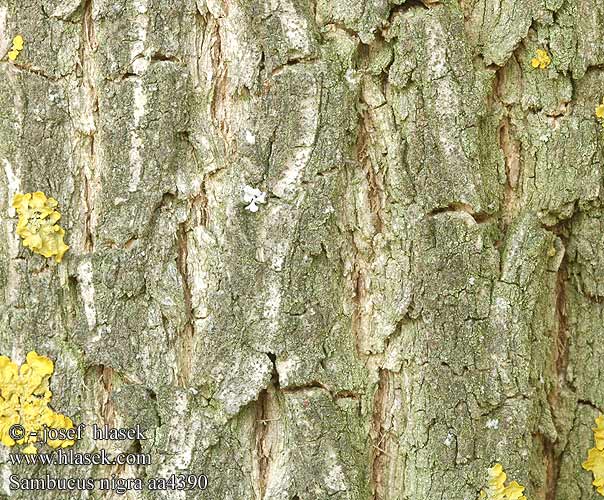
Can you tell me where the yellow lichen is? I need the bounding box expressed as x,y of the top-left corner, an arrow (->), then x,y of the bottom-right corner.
596,99 -> 604,128
478,463 -> 527,500
531,49 -> 551,69
0,351 -> 75,453
7,35 -> 23,61
582,415 -> 604,495
12,35 -> 23,51
12,192 -> 69,263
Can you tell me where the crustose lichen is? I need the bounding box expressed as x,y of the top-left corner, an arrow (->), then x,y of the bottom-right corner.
582,414 -> 604,496
243,185 -> 266,213
12,192 -> 69,263
0,351 -> 75,454
596,99 -> 604,128
7,35 -> 23,61
478,463 -> 527,500
531,49 -> 551,69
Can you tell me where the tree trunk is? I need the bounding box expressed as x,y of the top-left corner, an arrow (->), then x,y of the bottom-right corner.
0,0 -> 603,498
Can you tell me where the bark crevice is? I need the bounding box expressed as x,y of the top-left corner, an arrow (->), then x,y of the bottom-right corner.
543,220 -> 571,500
253,383 -> 281,500
369,368 -> 399,500
80,0 -> 98,253
175,220 -> 194,387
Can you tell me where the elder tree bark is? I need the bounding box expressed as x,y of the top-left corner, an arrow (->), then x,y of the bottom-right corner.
0,0 -> 603,498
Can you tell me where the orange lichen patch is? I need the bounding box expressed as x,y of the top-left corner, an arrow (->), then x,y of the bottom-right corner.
12,192 -> 69,263
582,415 -> 604,496
7,35 -> 23,61
531,49 -> 551,69
0,352 -> 75,453
478,463 -> 527,500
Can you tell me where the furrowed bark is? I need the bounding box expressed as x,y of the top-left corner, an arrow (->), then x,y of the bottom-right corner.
0,0 -> 603,499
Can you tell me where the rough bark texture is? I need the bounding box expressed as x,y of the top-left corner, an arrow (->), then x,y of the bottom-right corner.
0,0 -> 603,498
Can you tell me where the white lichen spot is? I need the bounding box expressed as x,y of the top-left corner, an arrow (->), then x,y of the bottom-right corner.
244,129 -> 256,144
468,276 -> 476,285
444,430 -> 455,447
345,68 -> 359,86
486,418 -> 499,430
128,81 -> 147,193
135,0 -> 147,13
323,457 -> 347,493
77,260 -> 97,331
243,185 -> 266,212
323,204 -> 335,215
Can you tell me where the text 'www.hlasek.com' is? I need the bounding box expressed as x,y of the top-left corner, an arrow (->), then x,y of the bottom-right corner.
7,423 -> 209,495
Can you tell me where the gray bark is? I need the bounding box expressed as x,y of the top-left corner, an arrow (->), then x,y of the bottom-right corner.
0,0 -> 603,498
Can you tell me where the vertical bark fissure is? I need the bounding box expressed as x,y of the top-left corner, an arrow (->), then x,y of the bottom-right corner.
498,115 -> 520,226
175,220 -> 194,387
545,225 -> 570,500
370,368 -> 397,500
350,87 -> 384,358
494,65 -> 521,230
350,130 -> 367,360
83,138 -> 95,252
80,0 -> 98,253
254,357 -> 280,500
353,39 -> 401,498
359,109 -> 385,235
4,0 -> 603,497
100,365 -> 115,427
209,18 -> 230,150
255,387 -> 271,500
351,263 -> 366,358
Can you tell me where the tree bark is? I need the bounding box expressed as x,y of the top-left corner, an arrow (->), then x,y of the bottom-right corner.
0,0 -> 603,498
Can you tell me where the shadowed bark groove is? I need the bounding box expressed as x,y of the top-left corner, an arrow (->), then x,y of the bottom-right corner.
100,365 -> 116,428
79,0 -> 99,254
544,221 -> 570,500
254,387 -> 272,500
175,220 -> 194,387
370,369 -> 398,500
